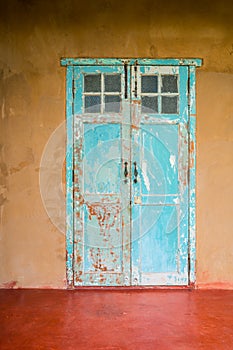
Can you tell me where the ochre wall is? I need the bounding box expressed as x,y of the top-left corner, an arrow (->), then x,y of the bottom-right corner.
0,0 -> 232,288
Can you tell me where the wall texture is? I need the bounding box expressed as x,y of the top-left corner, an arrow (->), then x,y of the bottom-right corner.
0,0 -> 232,288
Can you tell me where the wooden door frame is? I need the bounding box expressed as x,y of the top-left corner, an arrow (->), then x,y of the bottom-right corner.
60,58 -> 202,288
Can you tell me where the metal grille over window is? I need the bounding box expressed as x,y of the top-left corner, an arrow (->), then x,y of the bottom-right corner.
105,95 -> 121,113
161,75 -> 178,93
141,74 -> 179,114
84,96 -> 101,113
141,75 -> 158,113
84,74 -> 101,92
161,96 -> 178,114
104,74 -> 121,92
161,75 -> 178,113
141,76 -> 158,93
83,73 -> 122,113
104,74 -> 121,113
84,74 -> 101,113
142,96 -> 158,113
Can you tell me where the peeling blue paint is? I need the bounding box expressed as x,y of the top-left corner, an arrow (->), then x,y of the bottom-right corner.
131,65 -> 190,285
61,58 -> 203,67
61,58 -> 202,288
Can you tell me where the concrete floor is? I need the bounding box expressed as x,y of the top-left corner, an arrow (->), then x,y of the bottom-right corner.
0,289 -> 233,349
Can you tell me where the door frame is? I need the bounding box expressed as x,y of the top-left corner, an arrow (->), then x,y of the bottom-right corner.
60,58 -> 202,288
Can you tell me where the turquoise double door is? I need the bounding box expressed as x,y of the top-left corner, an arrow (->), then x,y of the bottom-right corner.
72,64 -> 190,286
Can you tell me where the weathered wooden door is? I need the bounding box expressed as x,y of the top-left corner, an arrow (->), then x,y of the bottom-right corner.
71,62 -> 191,286
131,66 -> 189,285
73,65 -> 131,286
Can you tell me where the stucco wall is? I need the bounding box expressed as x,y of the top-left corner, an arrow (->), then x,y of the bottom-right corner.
0,0 -> 232,288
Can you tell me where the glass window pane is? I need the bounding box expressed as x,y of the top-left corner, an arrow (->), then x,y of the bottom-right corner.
161,75 -> 178,93
104,74 -> 121,92
84,74 -> 101,92
105,95 -> 121,113
142,96 -> 158,113
85,95 -> 101,113
162,96 -> 178,114
141,75 -> 158,93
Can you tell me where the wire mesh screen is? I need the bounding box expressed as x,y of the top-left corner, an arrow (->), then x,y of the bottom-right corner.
161,75 -> 178,93
141,75 -> 158,93
105,95 -> 121,113
161,96 -> 178,113
84,74 -> 101,92
84,95 -> 101,113
104,74 -> 121,92
141,96 -> 158,113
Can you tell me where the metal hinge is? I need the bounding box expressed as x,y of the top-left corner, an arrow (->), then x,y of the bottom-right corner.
134,65 -> 138,98
124,63 -> 128,99
187,76 -> 190,108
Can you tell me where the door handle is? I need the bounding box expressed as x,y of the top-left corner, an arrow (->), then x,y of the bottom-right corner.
124,162 -> 129,181
133,162 -> 138,183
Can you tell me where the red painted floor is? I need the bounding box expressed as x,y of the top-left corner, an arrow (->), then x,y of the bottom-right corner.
0,289 -> 233,349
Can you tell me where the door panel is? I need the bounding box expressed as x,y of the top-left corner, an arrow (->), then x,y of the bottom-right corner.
140,124 -> 179,196
131,66 -> 189,285
73,66 -> 131,286
140,206 -> 178,273
83,123 -> 121,194
82,123 -> 123,280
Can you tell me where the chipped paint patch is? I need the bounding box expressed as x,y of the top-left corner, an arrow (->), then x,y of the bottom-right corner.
141,161 -> 150,192
86,201 -> 120,237
169,154 -> 176,169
